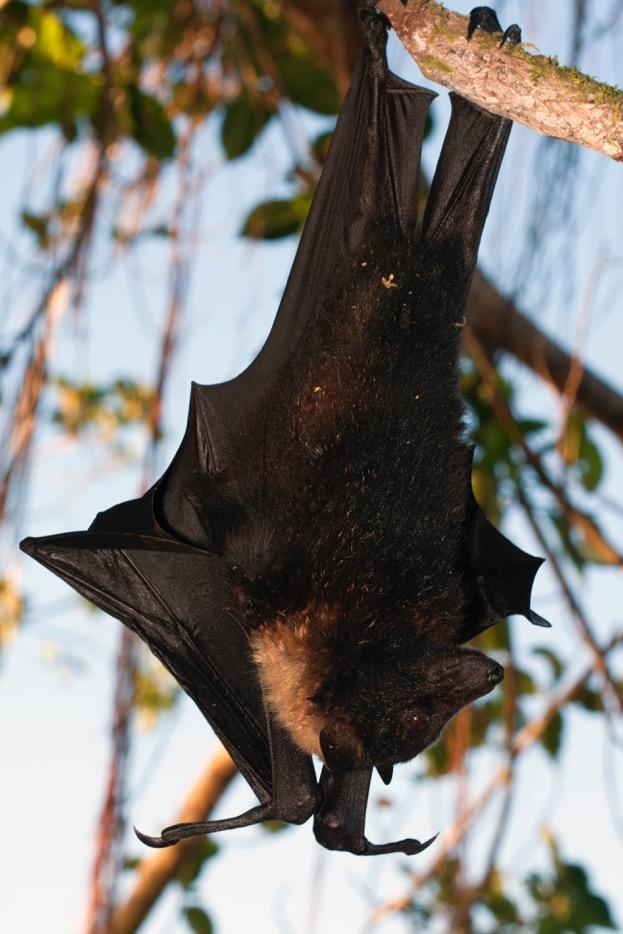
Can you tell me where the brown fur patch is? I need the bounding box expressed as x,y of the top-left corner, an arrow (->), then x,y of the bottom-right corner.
249,606 -> 338,757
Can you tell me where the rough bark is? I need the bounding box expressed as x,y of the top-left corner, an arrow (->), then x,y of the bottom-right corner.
380,0 -> 623,162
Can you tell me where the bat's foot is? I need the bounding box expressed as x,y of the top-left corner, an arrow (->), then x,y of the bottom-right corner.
467,6 -> 503,40
359,4 -> 390,69
468,7 -> 522,48
500,23 -> 522,47
359,3 -> 391,35
314,814 -> 438,856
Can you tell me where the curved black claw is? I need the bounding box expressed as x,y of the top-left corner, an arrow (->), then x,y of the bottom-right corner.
358,832 -> 439,857
467,6 -> 503,41
134,826 -> 175,849
500,23 -> 522,47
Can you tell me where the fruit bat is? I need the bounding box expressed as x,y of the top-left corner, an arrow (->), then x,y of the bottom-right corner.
21,5 -> 549,856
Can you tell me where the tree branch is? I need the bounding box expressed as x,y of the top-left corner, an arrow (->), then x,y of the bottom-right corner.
468,271 -> 623,444
109,746 -> 238,934
380,0 -> 623,162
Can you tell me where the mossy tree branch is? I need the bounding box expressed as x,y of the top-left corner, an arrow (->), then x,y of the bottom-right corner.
380,0 -> 623,162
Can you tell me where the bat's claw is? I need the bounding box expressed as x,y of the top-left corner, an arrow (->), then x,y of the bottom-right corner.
468,7 -> 522,49
359,3 -> 391,35
467,6 -> 503,40
500,24 -> 522,48
360,831 -> 438,857
134,826 -> 172,849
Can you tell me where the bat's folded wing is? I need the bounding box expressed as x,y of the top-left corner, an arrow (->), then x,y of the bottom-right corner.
155,34 -> 437,489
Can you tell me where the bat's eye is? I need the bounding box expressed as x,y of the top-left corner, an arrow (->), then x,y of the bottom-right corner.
402,709 -> 431,732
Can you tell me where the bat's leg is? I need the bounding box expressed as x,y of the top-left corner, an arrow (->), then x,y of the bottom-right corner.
422,94 -> 511,285
136,719 -> 318,848
350,1 -> 391,246
499,24 -> 522,48
467,7 -> 521,48
313,768 -> 437,856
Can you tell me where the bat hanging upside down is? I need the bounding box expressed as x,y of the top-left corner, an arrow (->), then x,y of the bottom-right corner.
22,4 -> 549,856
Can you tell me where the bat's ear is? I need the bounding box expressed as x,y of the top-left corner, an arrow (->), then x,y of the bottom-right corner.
320,720 -> 364,772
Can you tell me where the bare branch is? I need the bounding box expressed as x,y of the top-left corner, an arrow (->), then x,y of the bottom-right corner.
467,271 -> 623,445
380,0 -> 623,162
109,747 -> 238,934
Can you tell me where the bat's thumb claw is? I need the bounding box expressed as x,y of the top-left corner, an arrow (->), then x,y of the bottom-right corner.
134,825 -> 172,849
420,831 -> 439,852
403,831 -> 439,855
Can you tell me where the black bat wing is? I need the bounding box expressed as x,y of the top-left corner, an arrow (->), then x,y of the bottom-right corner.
456,451 -> 550,643
417,96 -> 549,642
21,490 -> 319,844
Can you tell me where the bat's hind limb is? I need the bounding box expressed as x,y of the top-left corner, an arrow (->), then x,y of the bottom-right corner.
314,768 -> 438,856
467,6 -> 522,47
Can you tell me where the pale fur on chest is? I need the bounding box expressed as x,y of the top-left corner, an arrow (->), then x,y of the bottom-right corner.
250,617 -> 328,758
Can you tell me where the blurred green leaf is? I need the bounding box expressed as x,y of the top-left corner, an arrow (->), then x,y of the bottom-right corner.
528,837 -> 616,932
21,210 -> 50,249
262,819 -> 289,833
517,418 -> 548,436
422,737 -> 450,776
481,870 -> 521,925
221,92 -> 272,160
549,511 -> 585,572
573,684 -> 602,713
470,696 -> 503,747
578,434 -> 604,491
177,838 -> 218,889
29,8 -> 86,70
241,194 -> 311,240
0,66 -> 99,135
542,711 -> 564,758
277,55 -> 339,114
533,647 -> 565,682
560,411 -> 604,492
128,88 -> 176,159
311,129 -> 333,163
184,906 -> 213,934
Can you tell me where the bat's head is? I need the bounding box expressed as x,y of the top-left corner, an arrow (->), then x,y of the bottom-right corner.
316,645 -> 503,772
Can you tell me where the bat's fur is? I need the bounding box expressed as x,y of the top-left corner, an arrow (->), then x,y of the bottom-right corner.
201,221 -> 503,771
